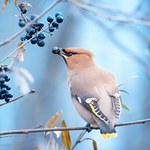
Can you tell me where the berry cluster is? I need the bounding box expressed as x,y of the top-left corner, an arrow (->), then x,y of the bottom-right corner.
0,66 -> 13,102
47,12 -> 63,33
17,3 -> 63,47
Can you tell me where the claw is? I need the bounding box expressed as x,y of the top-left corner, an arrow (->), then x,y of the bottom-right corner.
86,123 -> 92,132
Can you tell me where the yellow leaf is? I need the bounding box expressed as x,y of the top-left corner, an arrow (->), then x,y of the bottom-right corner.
14,0 -> 18,4
45,111 -> 62,128
92,140 -> 98,150
0,64 -> 7,67
2,0 -> 9,13
17,42 -> 24,62
61,120 -> 72,150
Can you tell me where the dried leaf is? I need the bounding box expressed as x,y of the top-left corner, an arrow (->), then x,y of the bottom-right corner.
92,140 -> 98,150
0,64 -> 7,67
14,0 -> 18,4
45,111 -> 62,128
2,0 -> 9,12
18,2 -> 32,8
17,42 -> 25,62
61,120 -> 72,150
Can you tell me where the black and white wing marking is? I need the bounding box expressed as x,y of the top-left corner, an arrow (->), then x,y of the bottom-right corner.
111,93 -> 122,119
74,95 -> 110,124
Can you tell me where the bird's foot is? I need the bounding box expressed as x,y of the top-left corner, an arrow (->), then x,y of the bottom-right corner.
86,123 -> 92,132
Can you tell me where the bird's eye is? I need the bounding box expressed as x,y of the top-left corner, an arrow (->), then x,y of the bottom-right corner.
68,52 -> 74,57
62,49 -> 77,57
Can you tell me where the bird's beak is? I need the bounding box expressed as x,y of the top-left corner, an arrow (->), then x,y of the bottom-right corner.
52,47 -> 67,58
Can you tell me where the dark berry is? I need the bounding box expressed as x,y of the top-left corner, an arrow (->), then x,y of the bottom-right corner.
37,27 -> 42,31
5,98 -> 10,102
20,6 -> 27,14
3,67 -> 10,72
49,27 -> 55,32
3,75 -> 10,82
1,88 -> 7,94
0,94 -> 5,99
18,20 -> 26,27
28,27 -> 36,35
37,40 -> 45,47
20,36 -> 26,41
0,79 -> 5,84
52,21 -> 59,28
31,37 -> 38,44
36,21 -> 44,28
56,15 -> 63,23
47,16 -> 54,23
4,85 -> 11,90
25,33 -> 32,40
5,93 -> 13,98
38,33 -> 45,40
30,14 -> 37,20
9,94 -> 13,98
55,12 -> 62,18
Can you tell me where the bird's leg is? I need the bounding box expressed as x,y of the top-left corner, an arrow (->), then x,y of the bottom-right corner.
86,123 -> 92,132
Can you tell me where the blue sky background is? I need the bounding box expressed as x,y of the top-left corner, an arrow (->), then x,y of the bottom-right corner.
0,0 -> 150,149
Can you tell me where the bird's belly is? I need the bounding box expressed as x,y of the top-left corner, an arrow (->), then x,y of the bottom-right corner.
72,98 -> 97,126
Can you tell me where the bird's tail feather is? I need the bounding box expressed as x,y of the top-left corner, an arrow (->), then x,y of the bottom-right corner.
100,123 -> 117,138
101,132 -> 117,138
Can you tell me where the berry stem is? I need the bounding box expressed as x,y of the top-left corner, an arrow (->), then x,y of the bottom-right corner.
0,27 -> 49,64
12,0 -> 28,23
0,0 -> 63,47
0,89 -> 36,106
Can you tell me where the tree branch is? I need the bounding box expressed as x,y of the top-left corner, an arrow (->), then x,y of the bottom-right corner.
67,0 -> 150,27
0,118 -> 150,137
0,26 -> 49,63
71,129 -> 87,150
0,0 -> 63,47
0,89 -> 35,106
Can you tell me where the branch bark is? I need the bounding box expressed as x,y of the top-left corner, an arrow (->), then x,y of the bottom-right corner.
0,118 -> 150,136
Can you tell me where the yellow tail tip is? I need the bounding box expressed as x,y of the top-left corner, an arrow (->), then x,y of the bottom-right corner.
101,133 -> 118,138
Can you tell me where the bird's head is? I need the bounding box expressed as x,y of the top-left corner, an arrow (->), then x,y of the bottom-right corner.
52,47 -> 95,71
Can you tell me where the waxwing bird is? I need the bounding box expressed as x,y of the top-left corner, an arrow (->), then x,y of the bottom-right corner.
52,47 -> 122,138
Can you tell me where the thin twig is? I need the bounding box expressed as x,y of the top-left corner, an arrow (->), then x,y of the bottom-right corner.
71,130 -> 87,150
0,26 -> 49,63
0,118 -> 150,136
0,89 -> 35,106
86,0 -> 150,20
0,0 -> 63,47
67,0 -> 150,26
115,118 -> 150,127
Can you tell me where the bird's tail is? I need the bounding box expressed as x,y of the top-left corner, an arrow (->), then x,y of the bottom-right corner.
101,132 -> 117,138
100,123 -> 117,138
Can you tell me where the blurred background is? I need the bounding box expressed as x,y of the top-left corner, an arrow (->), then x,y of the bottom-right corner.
0,0 -> 150,149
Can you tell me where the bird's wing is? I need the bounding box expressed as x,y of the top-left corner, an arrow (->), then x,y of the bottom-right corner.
109,92 -> 122,119
73,94 -> 110,124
